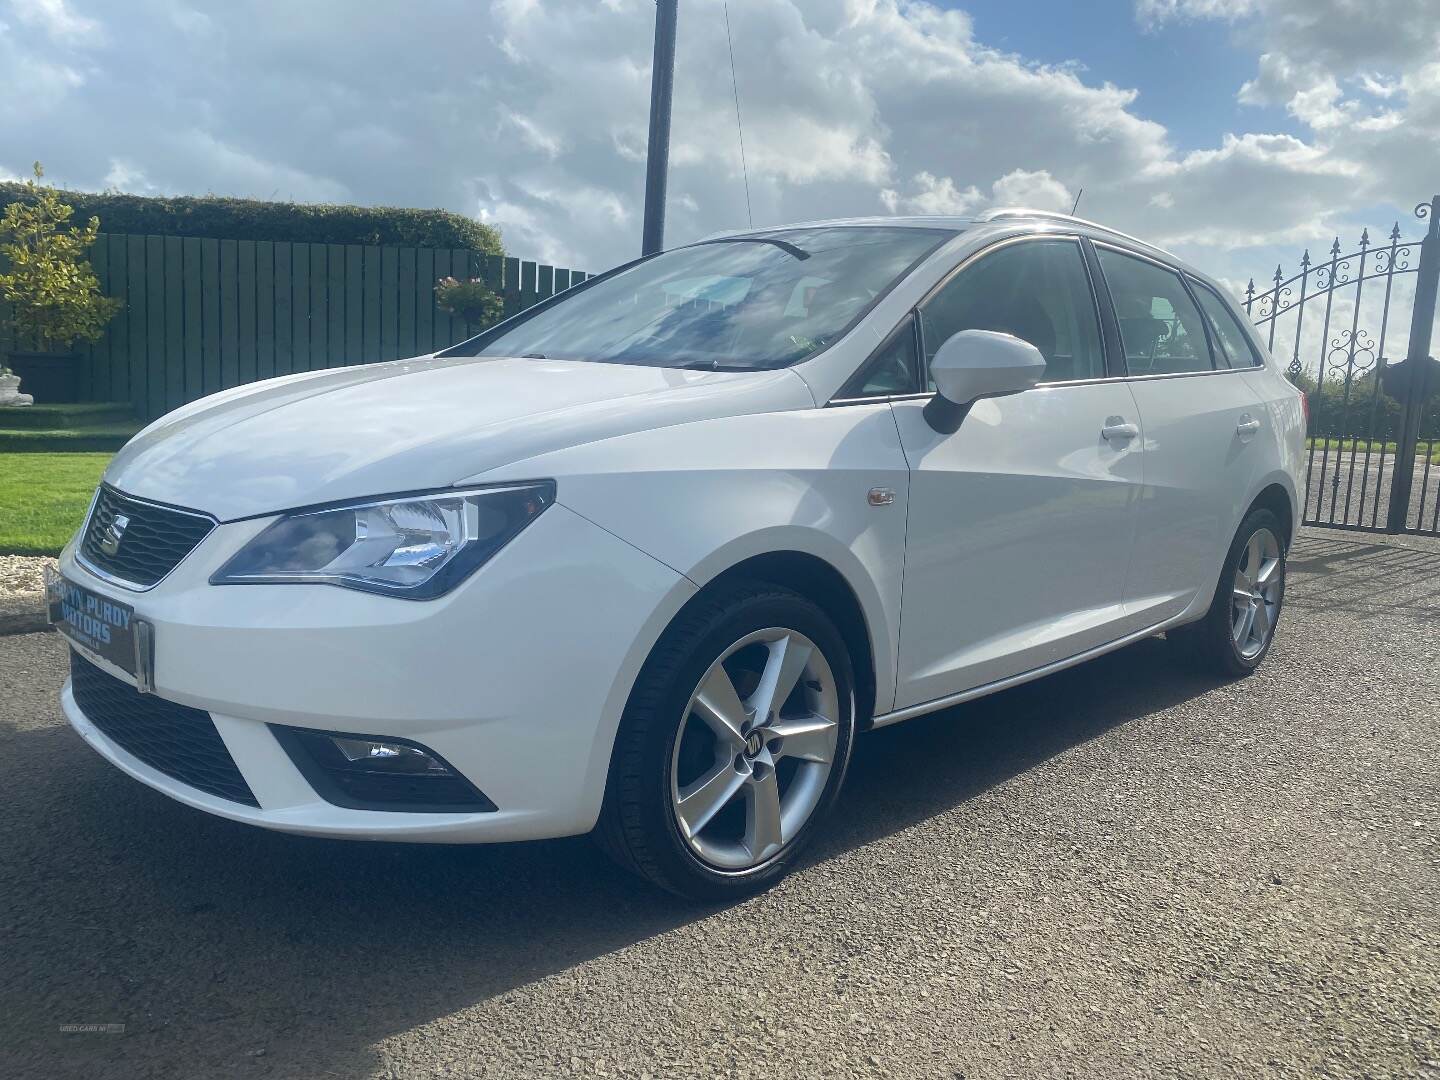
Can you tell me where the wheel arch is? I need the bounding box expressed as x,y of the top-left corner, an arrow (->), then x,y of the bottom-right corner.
695,550 -> 879,729
1245,478 -> 1297,548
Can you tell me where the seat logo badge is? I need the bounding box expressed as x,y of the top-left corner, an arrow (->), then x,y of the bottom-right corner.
867,487 -> 896,507
745,730 -> 764,757
99,513 -> 130,556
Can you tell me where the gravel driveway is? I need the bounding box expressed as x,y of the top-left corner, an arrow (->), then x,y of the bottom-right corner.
2,528 -> 1437,1079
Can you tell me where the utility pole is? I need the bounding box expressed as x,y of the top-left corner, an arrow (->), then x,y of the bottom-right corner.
641,0 -> 678,257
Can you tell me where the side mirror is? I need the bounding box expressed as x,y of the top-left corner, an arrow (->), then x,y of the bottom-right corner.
923,329 -> 1047,434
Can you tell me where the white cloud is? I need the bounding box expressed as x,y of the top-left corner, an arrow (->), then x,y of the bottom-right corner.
0,0 -> 1435,288
882,172 -> 983,216
502,111 -> 564,160
991,168 -> 1073,212
883,168 -> 1072,216
1134,0 -> 1258,28
6,0 -> 99,42
102,158 -> 154,192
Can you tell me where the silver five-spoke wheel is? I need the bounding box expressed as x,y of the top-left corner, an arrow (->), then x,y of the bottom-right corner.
670,628 -> 839,871
1232,526 -> 1282,660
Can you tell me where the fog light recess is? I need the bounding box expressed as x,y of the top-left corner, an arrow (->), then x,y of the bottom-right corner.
271,726 -> 497,813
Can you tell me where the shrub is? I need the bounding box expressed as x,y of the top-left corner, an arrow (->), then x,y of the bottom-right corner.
0,163 -> 121,362
0,183 -> 503,252
435,276 -> 503,327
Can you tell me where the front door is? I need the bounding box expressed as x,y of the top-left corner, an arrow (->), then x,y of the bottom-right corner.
890,237 -> 1143,711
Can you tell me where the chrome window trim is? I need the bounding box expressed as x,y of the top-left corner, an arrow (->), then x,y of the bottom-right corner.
74,486 -> 219,594
828,373 -> 1133,407
1088,238 -> 1190,277
1120,366 -> 1251,383
827,392 -> 930,407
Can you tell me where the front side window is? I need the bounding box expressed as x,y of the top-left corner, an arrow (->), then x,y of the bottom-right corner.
463,227 -> 953,371
1096,248 -> 1214,375
918,239 -> 1106,385
841,315 -> 921,397
1190,279 -> 1261,368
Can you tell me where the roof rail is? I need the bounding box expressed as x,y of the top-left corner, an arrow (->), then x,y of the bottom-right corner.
975,207 -> 1162,253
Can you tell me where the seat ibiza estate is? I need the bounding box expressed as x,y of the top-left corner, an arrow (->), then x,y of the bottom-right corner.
52,209 -> 1304,899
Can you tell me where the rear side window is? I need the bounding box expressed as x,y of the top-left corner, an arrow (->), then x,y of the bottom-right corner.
918,238 -> 1106,384
1190,280 -> 1261,368
1096,248 -> 1214,375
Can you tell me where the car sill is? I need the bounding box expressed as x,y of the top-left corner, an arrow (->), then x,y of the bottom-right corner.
869,616 -> 1181,729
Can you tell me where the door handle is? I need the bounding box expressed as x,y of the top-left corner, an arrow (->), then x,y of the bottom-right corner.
1101,418 -> 1139,443
1237,414 -> 1262,437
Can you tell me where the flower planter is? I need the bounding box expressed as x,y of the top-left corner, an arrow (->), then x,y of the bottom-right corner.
0,372 -> 33,407
4,352 -> 80,403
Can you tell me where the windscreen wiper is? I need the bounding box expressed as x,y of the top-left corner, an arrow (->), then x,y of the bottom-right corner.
700,236 -> 810,261
671,357 -> 758,372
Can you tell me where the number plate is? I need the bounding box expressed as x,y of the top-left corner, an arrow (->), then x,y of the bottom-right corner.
46,568 -> 137,675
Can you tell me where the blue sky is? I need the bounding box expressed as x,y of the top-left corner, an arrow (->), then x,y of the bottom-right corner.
953,0 -> 1298,151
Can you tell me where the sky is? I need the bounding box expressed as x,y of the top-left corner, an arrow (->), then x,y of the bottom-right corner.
2,0 -> 1439,296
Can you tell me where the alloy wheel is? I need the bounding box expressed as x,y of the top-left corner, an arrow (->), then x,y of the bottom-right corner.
1232,526 -> 1282,660
669,628 -> 840,871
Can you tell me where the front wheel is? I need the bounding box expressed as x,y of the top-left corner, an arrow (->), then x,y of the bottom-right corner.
596,583 -> 857,901
1175,508 -> 1286,677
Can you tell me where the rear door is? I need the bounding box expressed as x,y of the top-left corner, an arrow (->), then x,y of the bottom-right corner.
1091,244 -> 1269,625
885,236 -> 1145,710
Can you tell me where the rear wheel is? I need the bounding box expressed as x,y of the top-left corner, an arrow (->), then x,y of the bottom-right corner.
1175,508 -> 1286,677
596,583 -> 856,901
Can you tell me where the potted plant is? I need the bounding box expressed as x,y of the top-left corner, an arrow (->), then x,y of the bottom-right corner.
0,163 -> 120,403
434,275 -> 503,334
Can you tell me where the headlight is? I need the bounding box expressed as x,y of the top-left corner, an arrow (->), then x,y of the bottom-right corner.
211,482 -> 555,599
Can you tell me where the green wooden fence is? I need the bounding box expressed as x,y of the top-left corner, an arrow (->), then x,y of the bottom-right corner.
73,234 -> 589,420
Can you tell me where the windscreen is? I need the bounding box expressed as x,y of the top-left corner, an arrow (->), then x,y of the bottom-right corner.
469,226 -> 954,370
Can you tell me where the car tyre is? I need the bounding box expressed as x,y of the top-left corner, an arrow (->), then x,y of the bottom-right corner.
596,581 -> 857,901
1174,508 -> 1286,678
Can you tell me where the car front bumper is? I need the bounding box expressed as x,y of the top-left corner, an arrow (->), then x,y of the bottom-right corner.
58,500 -> 695,843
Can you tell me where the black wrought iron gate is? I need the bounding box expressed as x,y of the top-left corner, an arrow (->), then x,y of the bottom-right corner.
1246,196 -> 1440,536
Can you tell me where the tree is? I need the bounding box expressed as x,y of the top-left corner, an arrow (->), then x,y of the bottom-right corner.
0,163 -> 120,366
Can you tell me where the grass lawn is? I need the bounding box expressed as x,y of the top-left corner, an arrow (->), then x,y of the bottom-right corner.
1306,437 -> 1440,464
0,453 -> 111,556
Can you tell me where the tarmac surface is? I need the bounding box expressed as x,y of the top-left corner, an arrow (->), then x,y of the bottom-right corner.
2,528 -> 1437,1079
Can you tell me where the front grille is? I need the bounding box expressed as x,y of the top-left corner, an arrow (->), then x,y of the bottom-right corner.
69,651 -> 259,807
79,485 -> 215,588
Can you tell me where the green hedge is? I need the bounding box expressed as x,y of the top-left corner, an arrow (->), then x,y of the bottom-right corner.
0,184 -> 503,252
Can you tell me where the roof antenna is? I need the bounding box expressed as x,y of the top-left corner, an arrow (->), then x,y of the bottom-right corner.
1070,188 -> 1084,215
723,2 -> 753,227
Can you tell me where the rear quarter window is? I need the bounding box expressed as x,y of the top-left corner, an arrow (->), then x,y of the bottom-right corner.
1189,279 -> 1263,368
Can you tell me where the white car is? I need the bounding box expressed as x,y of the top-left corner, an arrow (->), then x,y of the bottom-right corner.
52,210 -> 1305,900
